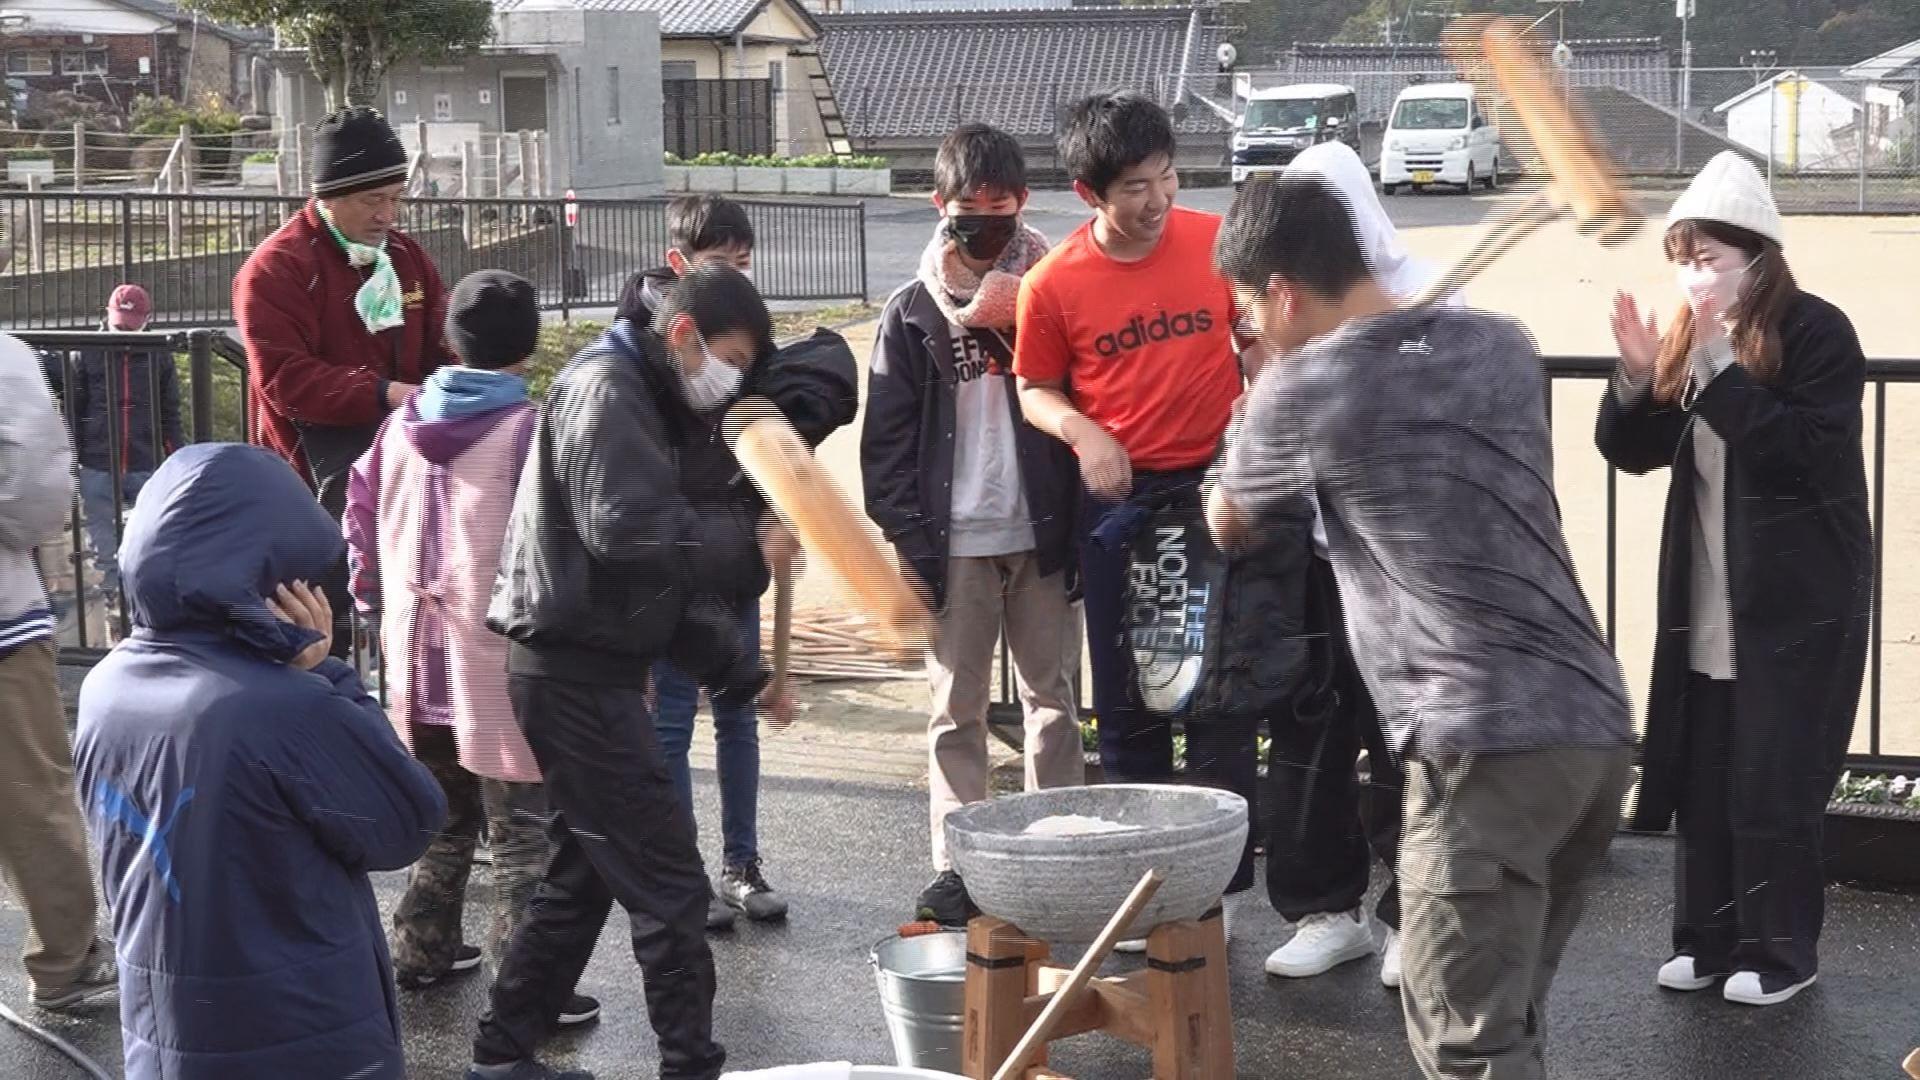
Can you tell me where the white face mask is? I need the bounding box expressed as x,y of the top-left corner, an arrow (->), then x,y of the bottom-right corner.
680,335 -> 744,412
1675,255 -> 1758,319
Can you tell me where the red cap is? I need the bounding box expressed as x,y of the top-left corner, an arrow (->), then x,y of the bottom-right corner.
108,283 -> 151,329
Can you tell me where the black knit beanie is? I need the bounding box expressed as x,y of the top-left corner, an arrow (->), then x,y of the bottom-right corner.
311,107 -> 409,198
445,271 -> 540,370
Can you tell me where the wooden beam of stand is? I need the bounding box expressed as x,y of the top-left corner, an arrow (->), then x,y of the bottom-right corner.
991,870 -> 1164,1080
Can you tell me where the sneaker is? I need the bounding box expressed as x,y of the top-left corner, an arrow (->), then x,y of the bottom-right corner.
916,870 -> 977,928
30,938 -> 117,1012
1723,970 -> 1816,1006
1263,908 -> 1376,979
397,943 -> 483,990
467,1061 -> 596,1080
706,885 -> 738,932
1657,955 -> 1721,992
1114,938 -> 1148,954
557,993 -> 601,1027
720,859 -> 789,922
1379,928 -> 1402,989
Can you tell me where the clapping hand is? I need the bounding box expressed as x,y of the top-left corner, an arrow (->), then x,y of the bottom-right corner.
1610,292 -> 1660,384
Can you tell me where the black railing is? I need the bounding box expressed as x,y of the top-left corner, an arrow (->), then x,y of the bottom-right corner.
28,331 -> 1916,769
991,354 -> 1920,772
0,191 -> 867,330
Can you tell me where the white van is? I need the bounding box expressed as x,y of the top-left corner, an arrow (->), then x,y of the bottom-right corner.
1379,81 -> 1502,195
1230,83 -> 1361,187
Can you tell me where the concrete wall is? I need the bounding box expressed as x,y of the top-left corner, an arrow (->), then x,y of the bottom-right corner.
272,8 -> 664,199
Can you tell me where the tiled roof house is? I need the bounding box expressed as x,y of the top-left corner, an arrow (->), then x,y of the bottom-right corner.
817,3 -> 1234,165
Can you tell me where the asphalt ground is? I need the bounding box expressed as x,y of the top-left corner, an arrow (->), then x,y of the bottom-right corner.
4,745 -> 1918,1080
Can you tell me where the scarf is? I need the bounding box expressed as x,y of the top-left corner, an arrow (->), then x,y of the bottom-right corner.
917,219 -> 1051,330
319,204 -> 407,334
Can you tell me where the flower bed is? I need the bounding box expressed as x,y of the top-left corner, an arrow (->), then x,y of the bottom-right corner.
665,153 -> 890,197
1825,772 -> 1920,891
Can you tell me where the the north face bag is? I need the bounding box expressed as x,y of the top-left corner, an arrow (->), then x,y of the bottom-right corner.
1124,486 -> 1312,721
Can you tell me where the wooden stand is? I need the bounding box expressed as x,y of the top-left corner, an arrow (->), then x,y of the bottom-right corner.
962,910 -> 1234,1080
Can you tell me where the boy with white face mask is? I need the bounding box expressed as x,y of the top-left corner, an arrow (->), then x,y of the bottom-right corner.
471,265 -> 789,1080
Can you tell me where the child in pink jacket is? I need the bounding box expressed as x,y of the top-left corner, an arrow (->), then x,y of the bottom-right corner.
344,271 -> 597,1028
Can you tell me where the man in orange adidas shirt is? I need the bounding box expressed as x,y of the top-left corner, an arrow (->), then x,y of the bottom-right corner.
1014,91 -> 1250,793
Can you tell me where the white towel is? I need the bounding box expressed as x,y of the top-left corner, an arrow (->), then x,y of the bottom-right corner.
721,1064 -> 855,1080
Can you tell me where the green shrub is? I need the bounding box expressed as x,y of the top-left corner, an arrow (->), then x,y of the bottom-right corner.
131,94 -> 242,137
244,150 -> 278,164
7,148 -> 52,161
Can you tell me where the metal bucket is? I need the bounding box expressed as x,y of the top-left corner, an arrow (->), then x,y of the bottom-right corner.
869,931 -> 967,1072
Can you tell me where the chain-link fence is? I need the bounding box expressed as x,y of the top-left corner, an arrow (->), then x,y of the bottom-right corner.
835,63 -> 1920,211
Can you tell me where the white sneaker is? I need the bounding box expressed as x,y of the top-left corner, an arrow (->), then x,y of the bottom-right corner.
1656,955 -> 1718,992
1723,970 -> 1816,1006
1114,937 -> 1147,954
1379,928 -> 1401,989
1264,908 -> 1376,979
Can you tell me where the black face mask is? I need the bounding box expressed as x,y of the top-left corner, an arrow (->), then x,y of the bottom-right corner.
945,214 -> 1020,263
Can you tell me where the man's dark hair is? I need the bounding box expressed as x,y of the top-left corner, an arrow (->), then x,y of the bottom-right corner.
667,193 -> 755,255
653,263 -> 774,354
934,123 -> 1026,203
1057,92 -> 1176,197
1214,175 -> 1373,300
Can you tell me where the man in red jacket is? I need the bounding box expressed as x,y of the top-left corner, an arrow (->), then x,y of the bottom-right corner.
235,105 -> 453,657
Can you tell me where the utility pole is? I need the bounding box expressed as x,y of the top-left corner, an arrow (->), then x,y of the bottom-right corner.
1675,0 -> 1693,171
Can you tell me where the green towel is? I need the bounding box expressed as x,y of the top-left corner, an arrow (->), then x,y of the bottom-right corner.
319,206 -> 406,334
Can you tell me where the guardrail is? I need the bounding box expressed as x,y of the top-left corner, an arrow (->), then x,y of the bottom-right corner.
0,192 -> 868,331
989,354 -> 1920,773
20,331 -> 1915,768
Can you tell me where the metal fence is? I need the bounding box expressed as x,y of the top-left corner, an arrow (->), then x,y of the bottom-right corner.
0,191 -> 868,330
835,62 -> 1920,211
26,331 -> 1920,771
987,354 -> 1920,773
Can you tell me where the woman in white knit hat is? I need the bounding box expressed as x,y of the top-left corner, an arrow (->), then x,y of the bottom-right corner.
1596,150 -> 1871,1007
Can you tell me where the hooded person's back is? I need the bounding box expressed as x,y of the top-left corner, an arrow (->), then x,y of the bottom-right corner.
72,443 -> 446,1080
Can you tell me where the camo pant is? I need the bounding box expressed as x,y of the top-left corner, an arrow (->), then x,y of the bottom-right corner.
391,725 -> 552,979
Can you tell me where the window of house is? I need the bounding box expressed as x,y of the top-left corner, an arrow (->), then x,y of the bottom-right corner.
433,92 -> 453,121
607,66 -> 620,125
61,48 -> 108,75
7,51 -> 52,76
662,61 -> 696,81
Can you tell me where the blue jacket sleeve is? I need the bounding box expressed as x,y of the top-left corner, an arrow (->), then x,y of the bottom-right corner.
273,660 -> 446,872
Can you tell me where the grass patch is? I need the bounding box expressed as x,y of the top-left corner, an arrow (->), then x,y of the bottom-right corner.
529,302 -> 879,400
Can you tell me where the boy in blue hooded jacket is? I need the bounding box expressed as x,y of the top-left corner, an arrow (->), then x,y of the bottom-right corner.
73,442 -> 447,1080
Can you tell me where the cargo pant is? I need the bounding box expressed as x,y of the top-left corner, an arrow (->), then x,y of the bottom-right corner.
391,724 -> 553,977
1398,747 -> 1631,1080
0,639 -> 102,994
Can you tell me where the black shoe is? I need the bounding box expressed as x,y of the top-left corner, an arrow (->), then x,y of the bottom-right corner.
916,870 -> 976,927
720,859 -> 789,922
706,884 -> 738,932
466,1061 -> 595,1080
397,943 -> 482,989
557,993 -> 601,1027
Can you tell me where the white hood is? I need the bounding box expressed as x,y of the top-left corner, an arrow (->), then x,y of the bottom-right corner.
1284,142 -> 1460,305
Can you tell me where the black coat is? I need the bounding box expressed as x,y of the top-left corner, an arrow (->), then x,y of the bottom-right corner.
487,322 -> 759,685
43,342 -> 184,475
860,280 -> 1079,611
1594,290 -> 1872,833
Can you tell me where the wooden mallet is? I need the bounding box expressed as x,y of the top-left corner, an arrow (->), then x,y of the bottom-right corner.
722,398 -> 933,676
1407,14 -> 1644,307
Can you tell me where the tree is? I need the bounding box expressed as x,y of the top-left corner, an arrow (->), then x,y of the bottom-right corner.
182,0 -> 494,110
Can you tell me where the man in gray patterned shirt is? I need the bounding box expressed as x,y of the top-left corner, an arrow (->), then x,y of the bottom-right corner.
1206,175 -> 1633,1080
